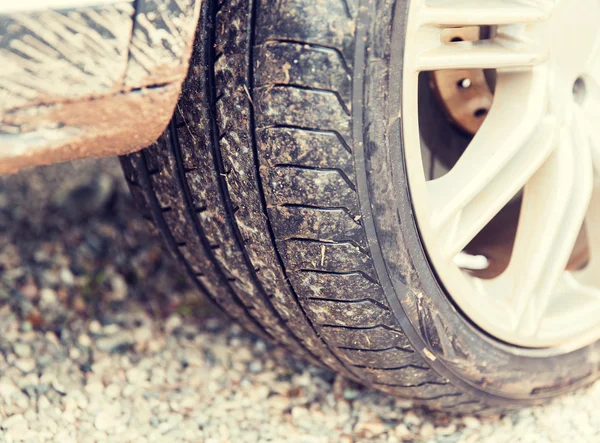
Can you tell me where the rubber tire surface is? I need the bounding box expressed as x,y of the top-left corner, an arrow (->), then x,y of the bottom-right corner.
121,0 -> 600,413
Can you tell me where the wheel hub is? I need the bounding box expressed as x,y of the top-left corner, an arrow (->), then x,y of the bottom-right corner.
403,0 -> 600,348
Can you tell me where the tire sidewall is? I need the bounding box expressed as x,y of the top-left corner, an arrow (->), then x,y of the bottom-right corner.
357,0 -> 600,403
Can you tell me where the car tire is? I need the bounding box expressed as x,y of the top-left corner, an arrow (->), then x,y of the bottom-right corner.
120,0 -> 600,413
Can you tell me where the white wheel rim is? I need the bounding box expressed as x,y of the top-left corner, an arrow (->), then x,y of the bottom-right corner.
402,0 -> 600,347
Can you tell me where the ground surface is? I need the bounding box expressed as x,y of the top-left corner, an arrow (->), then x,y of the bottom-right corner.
0,158 -> 598,443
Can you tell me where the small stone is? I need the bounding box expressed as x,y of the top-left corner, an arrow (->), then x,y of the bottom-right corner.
39,288 -> 57,305
45,331 -> 60,346
14,358 -> 36,373
109,274 -> 127,301
94,411 -> 115,431
394,423 -> 411,438
343,388 -> 360,401
291,406 -> 309,424
133,327 -> 152,347
126,367 -> 147,385
38,396 -> 51,410
165,315 -> 182,334
89,320 -> 102,335
236,347 -> 253,362
420,422 -> 435,438
102,323 -> 121,335
72,295 -> 87,314
249,385 -> 269,402
0,380 -> 19,400
59,268 -> 75,286
339,435 -> 353,443
122,385 -> 136,398
253,340 -> 267,354
436,424 -> 457,435
403,411 -> 422,426
85,381 -> 104,396
2,413 -> 28,431
70,390 -> 89,410
69,347 -> 81,359
248,360 -> 263,373
78,334 -> 92,348
105,384 -> 121,399
96,332 -> 134,354
463,416 -> 481,429
354,419 -> 387,438
268,395 -> 291,411
63,396 -> 78,412
52,379 -> 67,395
13,343 -> 32,358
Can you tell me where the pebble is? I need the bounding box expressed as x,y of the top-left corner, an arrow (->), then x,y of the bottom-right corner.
78,334 -> 92,348
394,423 -> 411,438
2,413 -> 28,431
89,320 -> 102,335
354,419 -> 387,438
165,315 -> 182,334
420,422 -> 435,438
85,382 -> 104,396
102,323 -> 121,335
39,288 -> 57,305
109,274 -> 128,301
105,384 -> 121,399
403,411 -> 422,426
126,367 -> 147,385
14,358 -> 36,373
60,267 -> 75,286
13,342 -> 32,358
96,332 -> 135,353
463,416 -> 481,429
94,412 -> 115,432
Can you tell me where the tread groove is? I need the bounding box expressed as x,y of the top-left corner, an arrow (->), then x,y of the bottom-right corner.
374,381 -> 450,388
306,297 -> 390,311
281,236 -> 366,253
298,269 -> 379,285
273,164 -> 356,191
352,364 -> 430,371
263,83 -> 351,115
263,38 -> 352,75
275,203 -> 359,221
338,346 -> 414,354
321,323 -> 403,333
261,124 -> 352,153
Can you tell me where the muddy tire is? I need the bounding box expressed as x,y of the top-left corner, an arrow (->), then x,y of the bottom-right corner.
121,0 -> 600,413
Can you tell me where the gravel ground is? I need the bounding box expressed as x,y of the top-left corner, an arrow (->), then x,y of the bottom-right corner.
0,158 -> 598,443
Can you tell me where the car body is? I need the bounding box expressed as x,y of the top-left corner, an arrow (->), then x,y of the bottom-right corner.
0,0 -> 201,173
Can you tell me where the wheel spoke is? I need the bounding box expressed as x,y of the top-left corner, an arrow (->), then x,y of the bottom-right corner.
419,0 -> 552,27
411,0 -> 550,72
415,39 -> 547,71
427,68 -> 553,258
504,114 -> 593,337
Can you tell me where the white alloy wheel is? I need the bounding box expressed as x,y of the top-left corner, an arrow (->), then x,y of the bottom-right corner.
403,0 -> 600,347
